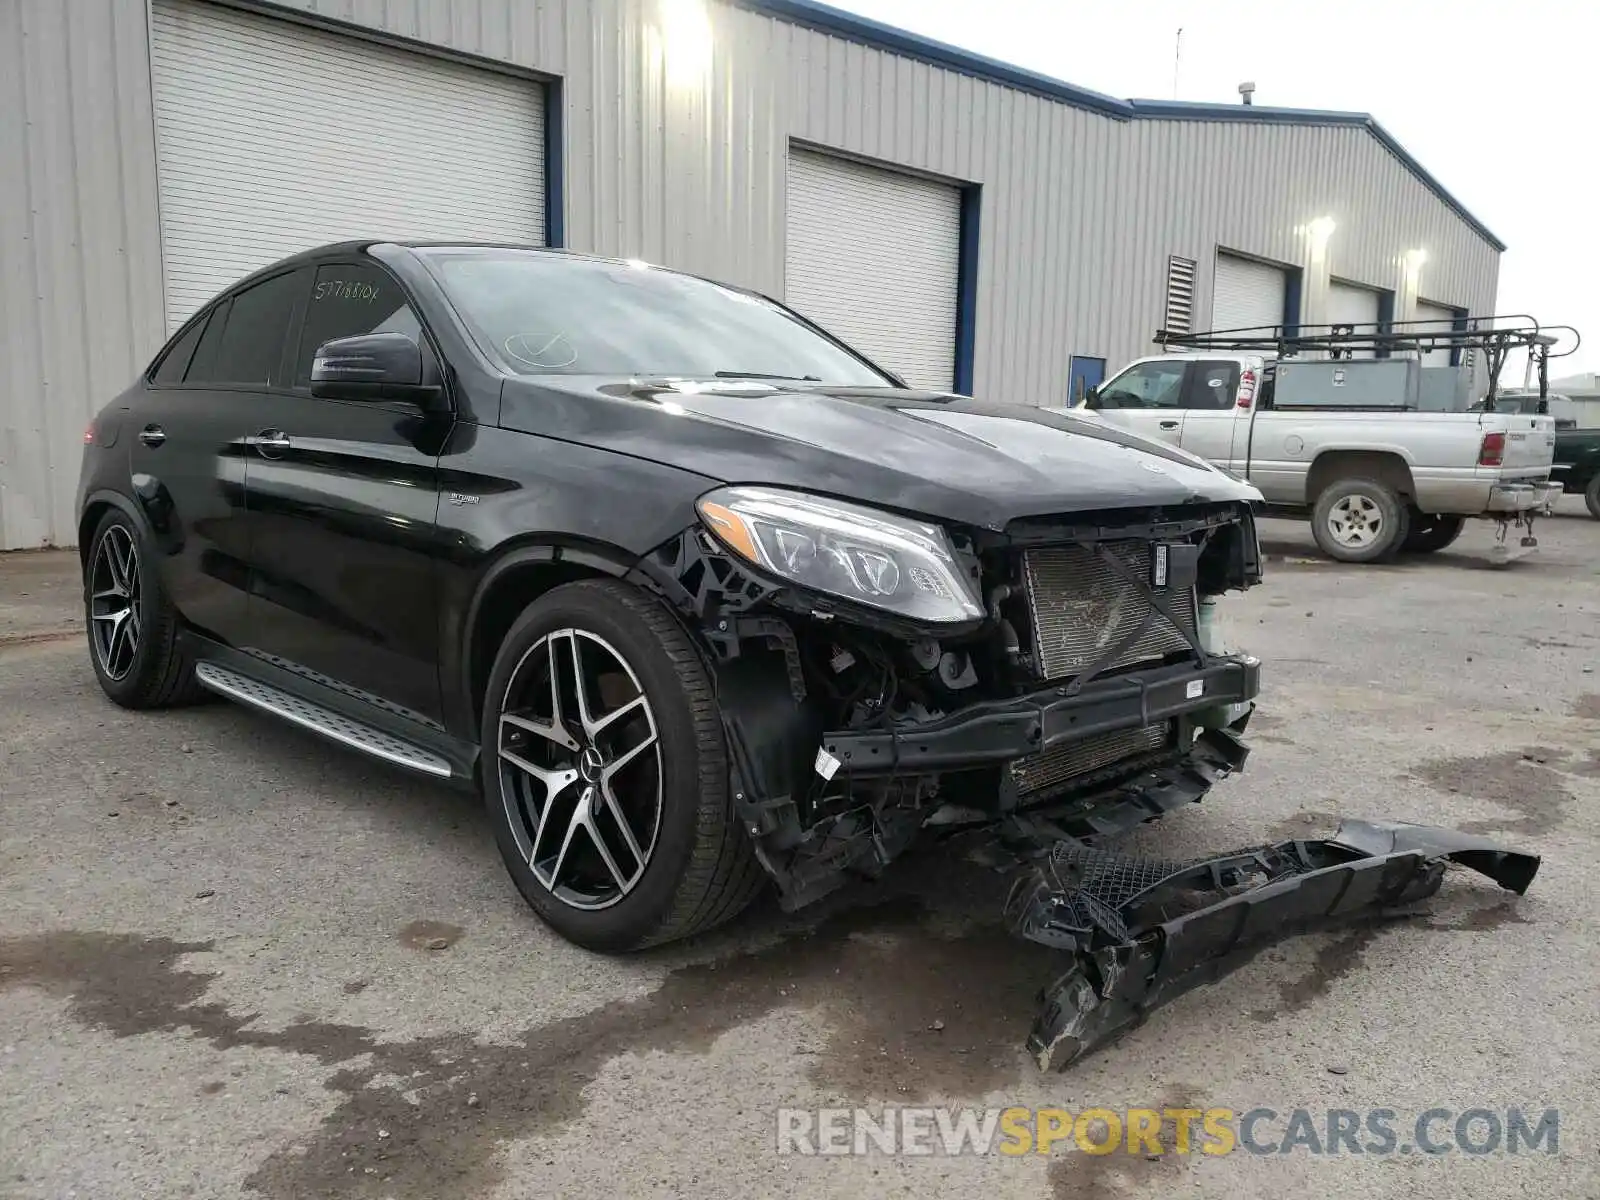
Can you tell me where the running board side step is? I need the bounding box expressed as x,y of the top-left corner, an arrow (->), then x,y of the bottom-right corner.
193,661 -> 454,778
1006,819 -> 1540,1071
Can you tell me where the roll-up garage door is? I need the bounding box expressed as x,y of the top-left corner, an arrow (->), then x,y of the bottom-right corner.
1211,252 -> 1287,335
1329,281 -> 1382,358
150,0 -> 545,331
784,150 -> 961,392
1415,299 -> 1460,367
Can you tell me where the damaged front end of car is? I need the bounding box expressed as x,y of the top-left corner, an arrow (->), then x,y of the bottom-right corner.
631,488 -> 1266,910
630,487 -> 1540,1070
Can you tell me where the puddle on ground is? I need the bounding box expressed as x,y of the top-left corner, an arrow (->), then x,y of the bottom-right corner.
1045,1085 -> 1206,1199
1409,748 -> 1573,837
1248,925 -> 1385,1023
0,896 -> 1059,1200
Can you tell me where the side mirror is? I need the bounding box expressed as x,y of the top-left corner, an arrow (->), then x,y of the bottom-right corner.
1081,386 -> 1101,409
311,332 -> 440,404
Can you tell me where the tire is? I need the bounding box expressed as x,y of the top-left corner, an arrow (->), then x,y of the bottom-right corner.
1310,477 -> 1411,563
83,508 -> 206,708
1586,475 -> 1600,521
1401,513 -> 1467,554
480,578 -> 765,952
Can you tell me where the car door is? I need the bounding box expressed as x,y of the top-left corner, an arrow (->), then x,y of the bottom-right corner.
240,259 -> 452,725
1091,359 -> 1189,446
1177,359 -> 1248,470
127,270 -> 304,646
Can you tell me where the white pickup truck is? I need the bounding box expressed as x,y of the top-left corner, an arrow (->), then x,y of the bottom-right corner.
1071,353 -> 1560,562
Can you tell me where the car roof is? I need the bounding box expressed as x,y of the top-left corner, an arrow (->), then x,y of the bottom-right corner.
214,239 -> 734,303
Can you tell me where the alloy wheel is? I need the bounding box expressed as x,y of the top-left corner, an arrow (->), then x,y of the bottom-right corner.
1328,493 -> 1384,549
496,629 -> 662,910
89,525 -> 142,681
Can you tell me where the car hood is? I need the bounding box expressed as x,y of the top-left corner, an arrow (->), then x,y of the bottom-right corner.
497,376 -> 1261,531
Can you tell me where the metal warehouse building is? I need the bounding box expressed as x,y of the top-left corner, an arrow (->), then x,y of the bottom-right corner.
2,0 -> 1503,549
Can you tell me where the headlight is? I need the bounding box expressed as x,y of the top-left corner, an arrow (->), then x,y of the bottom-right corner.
695,486 -> 984,623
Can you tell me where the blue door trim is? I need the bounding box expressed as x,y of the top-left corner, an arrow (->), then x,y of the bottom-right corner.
1375,288 -> 1396,358
1282,264 -> 1304,337
543,78 -> 565,248
954,184 -> 982,394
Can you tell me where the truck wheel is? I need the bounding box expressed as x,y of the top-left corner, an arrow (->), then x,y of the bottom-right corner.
1586,475 -> 1600,520
480,578 -> 766,952
1311,477 -> 1411,563
83,508 -> 206,708
1402,514 -> 1466,554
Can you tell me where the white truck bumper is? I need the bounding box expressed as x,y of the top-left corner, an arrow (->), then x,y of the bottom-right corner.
1485,482 -> 1563,513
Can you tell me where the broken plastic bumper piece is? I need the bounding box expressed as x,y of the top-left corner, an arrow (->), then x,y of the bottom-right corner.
1009,819 -> 1540,1072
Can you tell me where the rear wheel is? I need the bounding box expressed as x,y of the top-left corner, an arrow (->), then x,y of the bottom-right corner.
83,508 -> 205,708
1310,477 -> 1411,563
480,579 -> 765,952
1586,475 -> 1600,520
1401,513 -> 1467,554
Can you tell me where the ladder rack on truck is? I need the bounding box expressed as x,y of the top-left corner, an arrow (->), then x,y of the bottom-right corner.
1153,315 -> 1580,412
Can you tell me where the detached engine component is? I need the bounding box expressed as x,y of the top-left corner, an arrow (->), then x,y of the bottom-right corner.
1009,819 -> 1540,1071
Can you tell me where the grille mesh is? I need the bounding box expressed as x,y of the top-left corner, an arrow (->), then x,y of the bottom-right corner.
1023,542 -> 1197,680
1009,722 -> 1171,796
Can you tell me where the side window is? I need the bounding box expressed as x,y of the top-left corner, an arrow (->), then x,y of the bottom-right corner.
294,264 -> 424,384
187,271 -> 302,387
1099,361 -> 1188,409
185,299 -> 230,383
150,313 -> 209,385
1186,361 -> 1241,410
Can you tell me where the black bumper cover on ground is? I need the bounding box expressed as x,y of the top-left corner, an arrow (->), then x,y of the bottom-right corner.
1008,819 -> 1541,1071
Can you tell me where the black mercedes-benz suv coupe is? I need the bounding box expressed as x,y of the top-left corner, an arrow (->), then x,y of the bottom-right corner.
78,241 -> 1263,952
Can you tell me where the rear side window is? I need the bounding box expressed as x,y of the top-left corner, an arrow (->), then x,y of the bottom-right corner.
1186,361 -> 1241,410
293,264 -> 424,384
187,270 -> 302,387
150,314 -> 209,385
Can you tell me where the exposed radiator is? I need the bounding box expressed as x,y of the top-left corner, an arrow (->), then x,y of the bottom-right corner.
1009,722 -> 1172,797
1023,542 -> 1197,680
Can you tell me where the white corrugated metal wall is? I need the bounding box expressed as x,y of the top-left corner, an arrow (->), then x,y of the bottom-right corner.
1,0 -> 1503,547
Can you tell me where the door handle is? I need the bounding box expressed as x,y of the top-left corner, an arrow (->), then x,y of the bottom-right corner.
251,429 -> 292,457
1159,419 -> 1181,430
138,424 -> 166,447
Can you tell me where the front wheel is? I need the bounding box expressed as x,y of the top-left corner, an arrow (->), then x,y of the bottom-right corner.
1401,513 -> 1466,554
1586,475 -> 1600,521
479,579 -> 766,952
1310,477 -> 1411,563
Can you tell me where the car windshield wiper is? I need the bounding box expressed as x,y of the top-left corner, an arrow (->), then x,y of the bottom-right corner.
712,370 -> 822,382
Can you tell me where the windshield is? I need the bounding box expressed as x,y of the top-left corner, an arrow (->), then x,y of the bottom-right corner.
416,248 -> 893,385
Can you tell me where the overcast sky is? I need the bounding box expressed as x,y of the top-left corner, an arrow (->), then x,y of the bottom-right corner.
832,0 -> 1597,379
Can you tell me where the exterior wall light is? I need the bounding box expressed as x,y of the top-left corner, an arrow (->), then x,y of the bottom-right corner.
660,0 -> 713,87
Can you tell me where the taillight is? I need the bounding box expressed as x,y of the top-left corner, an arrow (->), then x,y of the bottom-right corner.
83,423 -> 95,444
1236,369 -> 1257,409
1478,431 -> 1506,467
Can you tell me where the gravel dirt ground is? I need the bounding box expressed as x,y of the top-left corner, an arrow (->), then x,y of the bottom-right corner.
3,501 -> 1598,1199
